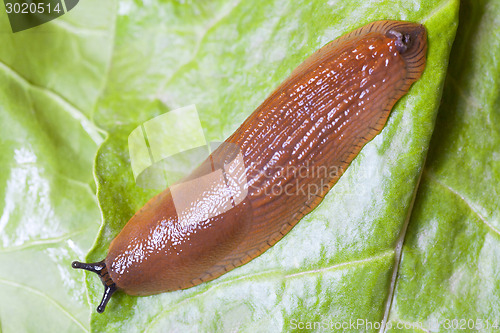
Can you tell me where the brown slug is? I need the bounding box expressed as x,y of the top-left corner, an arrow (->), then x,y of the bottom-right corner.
72,20 -> 427,313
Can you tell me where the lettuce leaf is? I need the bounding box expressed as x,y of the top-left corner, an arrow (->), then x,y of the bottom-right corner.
3,0 -> 498,332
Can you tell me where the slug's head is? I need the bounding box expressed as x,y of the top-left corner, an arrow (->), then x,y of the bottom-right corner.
383,21 -> 427,77
72,260 -> 117,313
385,22 -> 426,54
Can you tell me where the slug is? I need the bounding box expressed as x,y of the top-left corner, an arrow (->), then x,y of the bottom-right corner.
73,20 -> 427,313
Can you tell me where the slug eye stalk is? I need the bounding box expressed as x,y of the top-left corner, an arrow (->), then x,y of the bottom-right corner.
72,260 -> 117,313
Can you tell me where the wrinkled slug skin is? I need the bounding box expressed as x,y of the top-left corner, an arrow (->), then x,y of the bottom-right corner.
106,20 -> 427,295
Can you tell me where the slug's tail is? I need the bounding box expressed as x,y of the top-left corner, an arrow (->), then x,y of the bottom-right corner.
72,260 -> 117,313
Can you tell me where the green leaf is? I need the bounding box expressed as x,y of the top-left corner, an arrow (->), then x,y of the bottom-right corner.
10,0 -> 500,332
0,1 -> 115,332
386,0 -> 500,331
85,0 -> 459,331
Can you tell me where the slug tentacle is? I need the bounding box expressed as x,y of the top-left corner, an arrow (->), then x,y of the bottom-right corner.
72,260 -> 117,313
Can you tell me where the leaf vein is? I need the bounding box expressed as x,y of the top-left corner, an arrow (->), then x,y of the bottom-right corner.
0,60 -> 104,145
144,250 -> 394,332
425,170 -> 500,237
421,0 -> 457,23
0,278 -> 89,332
0,230 -> 86,253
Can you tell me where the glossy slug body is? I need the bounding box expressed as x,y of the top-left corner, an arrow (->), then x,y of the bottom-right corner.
73,20 -> 427,313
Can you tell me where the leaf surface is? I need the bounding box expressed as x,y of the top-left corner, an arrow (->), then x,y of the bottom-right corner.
85,0 -> 459,331
386,0 -> 500,331
0,1 -> 115,332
